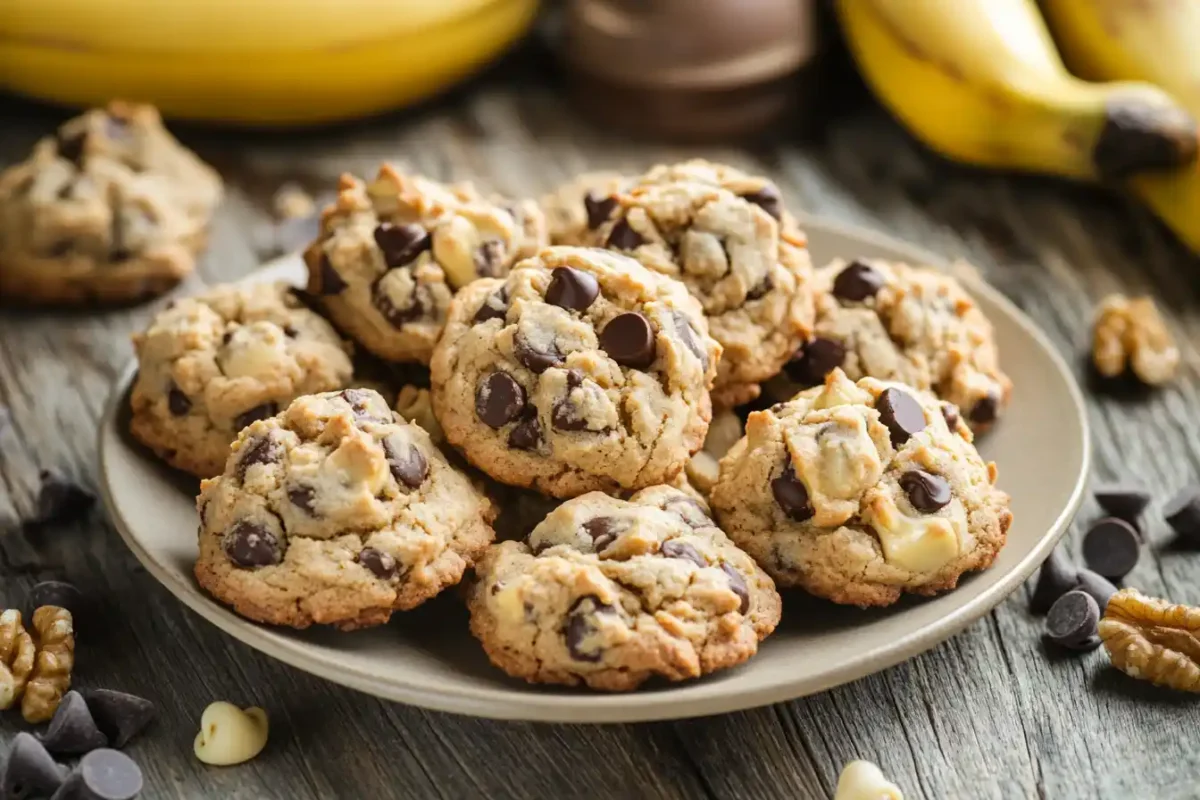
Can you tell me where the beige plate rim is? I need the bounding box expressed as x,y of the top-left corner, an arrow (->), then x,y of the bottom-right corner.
97,215 -> 1090,722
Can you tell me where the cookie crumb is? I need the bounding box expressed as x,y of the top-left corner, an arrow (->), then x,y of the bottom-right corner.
1092,294 -> 1179,386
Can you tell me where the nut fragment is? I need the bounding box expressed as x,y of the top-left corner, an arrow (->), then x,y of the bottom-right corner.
1091,294 -> 1179,386
0,609 -> 35,711
1099,588 -> 1200,692
21,606 -> 75,723
395,386 -> 443,444
194,702 -> 269,765
685,451 -> 720,493
835,759 -> 904,800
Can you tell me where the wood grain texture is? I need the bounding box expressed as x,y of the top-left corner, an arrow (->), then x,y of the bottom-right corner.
2,59 -> 1199,799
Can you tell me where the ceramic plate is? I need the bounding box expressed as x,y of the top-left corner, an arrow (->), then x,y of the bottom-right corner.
97,217 -> 1089,723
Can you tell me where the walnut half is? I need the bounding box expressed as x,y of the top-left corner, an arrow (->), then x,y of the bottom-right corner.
21,606 -> 75,723
1091,294 -> 1179,386
1099,588 -> 1200,692
0,610 -> 35,711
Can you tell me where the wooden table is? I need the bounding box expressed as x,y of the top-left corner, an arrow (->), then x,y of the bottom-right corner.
1,59 -> 1198,799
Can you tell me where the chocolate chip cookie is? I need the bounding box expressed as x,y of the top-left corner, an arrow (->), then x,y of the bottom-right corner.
468,485 -> 780,690
770,259 -> 1012,431
195,388 -> 496,629
130,282 -> 353,478
304,164 -> 547,364
585,177 -> 814,407
430,246 -> 722,498
711,369 -> 1011,607
0,101 -> 221,304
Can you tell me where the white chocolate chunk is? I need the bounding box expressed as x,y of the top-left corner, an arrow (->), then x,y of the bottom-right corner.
194,702 -> 269,766
835,759 -> 904,800
863,492 -> 961,573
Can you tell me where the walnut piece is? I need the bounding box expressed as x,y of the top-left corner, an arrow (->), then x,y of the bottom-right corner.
0,610 -> 35,711
1092,294 -> 1179,386
21,606 -> 75,722
1099,588 -> 1200,692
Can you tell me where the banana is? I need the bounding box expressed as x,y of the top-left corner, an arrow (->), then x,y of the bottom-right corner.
834,0 -> 1197,183
0,0 -> 537,125
1040,0 -> 1200,250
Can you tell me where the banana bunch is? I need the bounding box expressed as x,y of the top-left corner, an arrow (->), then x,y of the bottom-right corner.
0,0 -> 537,126
836,0 -> 1200,252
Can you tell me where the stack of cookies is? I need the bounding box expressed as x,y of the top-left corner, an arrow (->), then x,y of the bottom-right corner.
0,111 -> 1014,692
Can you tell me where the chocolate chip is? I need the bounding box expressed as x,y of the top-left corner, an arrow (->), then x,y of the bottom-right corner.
1,733 -> 66,799
565,596 -> 614,662
1082,517 -> 1140,579
661,540 -> 706,568
234,403 -> 277,431
383,439 -> 428,489
475,372 -> 526,428
1045,590 -> 1102,651
514,337 -> 564,373
671,312 -> 708,369
372,280 -> 424,328
1074,569 -> 1118,611
33,470 -> 93,525
38,692 -> 107,756
161,384 -> 191,418
339,388 -> 387,424
969,392 -> 1000,425
60,749 -> 143,800
236,435 -> 281,481
600,312 -> 656,369
317,254 -> 347,294
584,193 -> 618,229
57,131 -> 85,164
663,496 -> 713,528
283,325 -> 298,338
1093,484 -> 1150,528
784,338 -> 845,386
741,186 -> 783,220
876,388 -> 926,447
287,485 -> 316,514
832,260 -> 885,302
720,563 -> 751,614
941,403 -> 961,430
508,414 -> 542,450
79,689 -> 156,749
474,241 -> 504,277
551,400 -> 589,432
605,218 -> 644,250
745,275 -> 773,301
899,470 -> 951,513
545,266 -> 599,311
1164,484 -> 1200,542
771,463 -> 813,522
358,547 -> 398,579
373,222 -> 430,267
583,517 -> 625,550
474,288 -> 509,324
224,521 -> 281,568
1030,548 -> 1077,614
28,581 -> 83,617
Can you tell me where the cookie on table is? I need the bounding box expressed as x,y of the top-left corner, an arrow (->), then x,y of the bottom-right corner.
539,171 -> 631,245
304,164 -> 548,364
469,485 -> 780,690
585,176 -> 814,408
196,388 -> 496,629
711,369 -> 1011,607
770,259 -> 1012,431
430,246 -> 721,498
0,101 -> 222,304
130,282 -> 353,478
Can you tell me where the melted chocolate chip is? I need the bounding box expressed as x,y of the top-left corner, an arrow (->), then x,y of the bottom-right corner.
661,539 -> 707,568
358,547 -> 398,579
545,266 -> 600,311
876,388 -> 926,447
771,463 -> 813,522
832,260 -> 885,302
318,254 -> 347,294
383,439 -> 428,489
283,325 -> 298,338
583,516 -> 625,550
57,131 -> 85,164
663,496 -> 713,528
671,312 -> 708,369
784,337 -> 845,387
373,222 -> 431,267
899,470 -> 952,512
600,312 -> 656,369
372,280 -> 424,328
339,388 -> 384,424
941,403 -> 961,430
288,485 -> 317,514
745,275 -> 774,301
235,403 -> 277,431
720,563 -> 751,614
605,218 -> 644,250
552,399 -> 589,432
514,337 -> 564,373
584,193 -> 618,229
565,596 -> 614,662
508,413 -> 542,450
236,435 -> 282,481
474,288 -> 509,324
969,392 -> 1000,425
474,241 -> 504,277
741,186 -> 783,220
475,372 -> 526,428
224,521 -> 281,568
167,386 -> 191,416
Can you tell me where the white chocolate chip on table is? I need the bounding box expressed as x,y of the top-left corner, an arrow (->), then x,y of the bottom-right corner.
194,702 -> 269,765
835,760 -> 904,800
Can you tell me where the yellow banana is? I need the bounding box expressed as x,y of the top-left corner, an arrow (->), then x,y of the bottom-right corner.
834,0 -> 1197,183
1041,0 -> 1200,250
0,0 -> 537,126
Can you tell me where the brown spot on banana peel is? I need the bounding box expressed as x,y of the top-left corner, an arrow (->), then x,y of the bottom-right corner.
1093,94 -> 1199,180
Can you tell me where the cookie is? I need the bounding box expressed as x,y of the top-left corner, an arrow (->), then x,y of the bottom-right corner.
586,177 -> 814,407
0,102 -> 222,304
468,485 -> 780,690
710,369 -> 1011,607
130,282 -> 353,478
769,259 -> 1012,431
304,164 -> 548,364
195,388 -> 496,629
540,171 -> 631,245
430,246 -> 721,498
